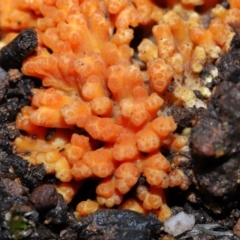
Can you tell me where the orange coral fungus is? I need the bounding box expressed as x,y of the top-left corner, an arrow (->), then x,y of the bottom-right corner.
1,0 -> 238,221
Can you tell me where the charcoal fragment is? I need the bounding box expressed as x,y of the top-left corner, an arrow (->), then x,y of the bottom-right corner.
30,184 -> 58,210
73,209 -> 162,240
0,29 -> 37,70
1,154 -> 46,189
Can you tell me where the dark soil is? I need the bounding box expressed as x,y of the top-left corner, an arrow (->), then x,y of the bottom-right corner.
191,36 -> 240,216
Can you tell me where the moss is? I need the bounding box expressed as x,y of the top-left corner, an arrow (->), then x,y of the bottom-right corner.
8,214 -> 30,239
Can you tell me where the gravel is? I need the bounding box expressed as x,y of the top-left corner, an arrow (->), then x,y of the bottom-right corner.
164,211 -> 195,237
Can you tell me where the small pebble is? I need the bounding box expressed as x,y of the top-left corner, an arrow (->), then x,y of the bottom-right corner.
2,178 -> 29,196
30,184 -> 58,210
164,211 -> 195,237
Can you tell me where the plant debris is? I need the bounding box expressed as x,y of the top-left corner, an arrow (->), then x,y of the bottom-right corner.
0,29 -> 37,70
